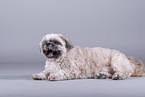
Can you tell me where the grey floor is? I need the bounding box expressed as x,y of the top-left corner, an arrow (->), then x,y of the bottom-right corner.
0,64 -> 145,97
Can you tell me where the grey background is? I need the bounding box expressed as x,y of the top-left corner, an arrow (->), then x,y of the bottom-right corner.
0,0 -> 145,97
0,0 -> 145,64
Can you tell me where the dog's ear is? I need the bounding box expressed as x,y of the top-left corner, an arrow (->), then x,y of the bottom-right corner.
58,34 -> 74,50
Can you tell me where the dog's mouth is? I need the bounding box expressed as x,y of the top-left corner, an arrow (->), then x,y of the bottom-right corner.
43,49 -> 61,58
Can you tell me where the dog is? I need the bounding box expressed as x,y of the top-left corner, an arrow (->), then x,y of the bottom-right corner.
32,34 -> 145,80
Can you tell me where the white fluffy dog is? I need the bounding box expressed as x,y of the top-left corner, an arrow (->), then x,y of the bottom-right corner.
32,34 -> 145,80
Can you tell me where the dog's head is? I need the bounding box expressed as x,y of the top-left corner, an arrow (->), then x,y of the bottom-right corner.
40,34 -> 74,61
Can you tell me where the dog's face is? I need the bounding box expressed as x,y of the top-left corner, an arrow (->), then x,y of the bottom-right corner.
40,34 -> 74,61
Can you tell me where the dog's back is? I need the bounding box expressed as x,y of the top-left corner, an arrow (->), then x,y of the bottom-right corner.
71,46 -> 145,79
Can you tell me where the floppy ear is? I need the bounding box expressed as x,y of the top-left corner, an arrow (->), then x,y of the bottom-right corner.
58,34 -> 74,50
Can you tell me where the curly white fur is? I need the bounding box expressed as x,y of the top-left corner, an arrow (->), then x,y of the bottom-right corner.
32,34 -> 144,80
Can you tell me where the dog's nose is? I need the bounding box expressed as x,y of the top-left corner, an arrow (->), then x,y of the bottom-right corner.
44,42 -> 55,50
45,43 -> 50,47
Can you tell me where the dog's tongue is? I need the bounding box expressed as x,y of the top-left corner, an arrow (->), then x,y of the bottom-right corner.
48,52 -> 53,57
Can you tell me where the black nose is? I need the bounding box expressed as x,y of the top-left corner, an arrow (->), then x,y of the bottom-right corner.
45,43 -> 51,47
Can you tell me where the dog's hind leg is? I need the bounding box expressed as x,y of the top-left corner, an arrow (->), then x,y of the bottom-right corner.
95,66 -> 112,79
110,51 -> 134,80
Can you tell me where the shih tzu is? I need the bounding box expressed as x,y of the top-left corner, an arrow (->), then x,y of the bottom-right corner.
32,34 -> 145,80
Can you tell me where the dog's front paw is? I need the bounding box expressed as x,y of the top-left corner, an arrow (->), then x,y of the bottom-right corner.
32,73 -> 46,80
48,74 -> 59,81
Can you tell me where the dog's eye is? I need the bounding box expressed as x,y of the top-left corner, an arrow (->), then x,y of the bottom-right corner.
54,41 -> 60,45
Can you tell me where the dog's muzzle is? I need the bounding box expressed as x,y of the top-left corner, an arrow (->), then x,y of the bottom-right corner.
42,42 -> 61,58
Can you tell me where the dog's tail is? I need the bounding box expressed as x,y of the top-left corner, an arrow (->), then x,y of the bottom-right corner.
128,57 -> 145,77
